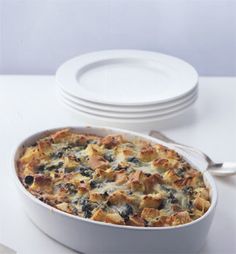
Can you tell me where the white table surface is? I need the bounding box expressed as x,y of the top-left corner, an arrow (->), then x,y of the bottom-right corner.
0,75 -> 235,254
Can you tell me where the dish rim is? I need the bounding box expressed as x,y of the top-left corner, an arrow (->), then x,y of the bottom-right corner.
12,125 -> 217,231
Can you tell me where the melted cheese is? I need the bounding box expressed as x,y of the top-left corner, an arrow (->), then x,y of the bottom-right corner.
17,129 -> 210,227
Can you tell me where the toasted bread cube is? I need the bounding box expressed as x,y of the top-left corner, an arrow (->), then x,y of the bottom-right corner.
140,194 -> 163,209
30,175 -> 53,193
139,145 -> 157,162
194,197 -> 210,212
163,169 -> 180,183
101,135 -> 123,149
171,211 -> 192,226
128,170 -> 145,192
152,158 -> 170,171
194,187 -> 210,200
143,173 -> 163,193
127,215 -> 145,227
85,144 -> 103,157
88,155 -> 109,170
91,209 -> 125,225
152,216 -> 170,227
51,128 -> 70,143
141,208 -> 160,221
108,190 -> 135,205
89,192 -> 106,202
56,202 -> 71,213
115,171 -> 128,185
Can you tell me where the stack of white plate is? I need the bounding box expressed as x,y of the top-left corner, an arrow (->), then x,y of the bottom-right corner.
56,50 -> 198,128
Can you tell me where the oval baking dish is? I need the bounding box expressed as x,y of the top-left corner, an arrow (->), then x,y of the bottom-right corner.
12,126 -> 217,254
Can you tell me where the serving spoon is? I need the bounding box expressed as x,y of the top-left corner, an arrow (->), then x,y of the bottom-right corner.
149,130 -> 236,177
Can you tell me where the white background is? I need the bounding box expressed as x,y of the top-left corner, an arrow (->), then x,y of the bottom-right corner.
0,0 -> 236,76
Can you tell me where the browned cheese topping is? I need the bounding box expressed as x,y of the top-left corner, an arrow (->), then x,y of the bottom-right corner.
17,129 -> 210,227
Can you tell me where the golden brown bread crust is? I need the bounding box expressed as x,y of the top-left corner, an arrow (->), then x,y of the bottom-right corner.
17,129 -> 210,227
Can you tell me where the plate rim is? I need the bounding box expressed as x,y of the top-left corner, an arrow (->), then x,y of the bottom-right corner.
61,93 -> 197,123
60,89 -> 198,118
58,84 -> 198,112
56,49 -> 198,106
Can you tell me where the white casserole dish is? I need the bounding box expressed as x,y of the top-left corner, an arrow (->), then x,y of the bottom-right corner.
12,126 -> 217,254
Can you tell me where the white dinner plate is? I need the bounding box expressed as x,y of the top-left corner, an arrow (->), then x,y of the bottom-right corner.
60,89 -> 197,118
56,50 -> 198,106
61,93 -> 197,122
59,85 -> 198,113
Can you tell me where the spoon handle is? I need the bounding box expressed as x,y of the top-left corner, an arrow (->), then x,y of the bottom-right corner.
149,130 -> 236,177
208,163 -> 236,176
149,130 -> 208,160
